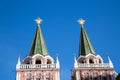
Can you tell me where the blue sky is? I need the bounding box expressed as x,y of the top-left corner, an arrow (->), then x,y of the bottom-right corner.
0,0 -> 120,80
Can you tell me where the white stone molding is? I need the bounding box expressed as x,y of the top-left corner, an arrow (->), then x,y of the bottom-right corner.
76,71 -> 80,80
55,71 -> 60,80
16,72 -> 20,80
32,54 -> 44,59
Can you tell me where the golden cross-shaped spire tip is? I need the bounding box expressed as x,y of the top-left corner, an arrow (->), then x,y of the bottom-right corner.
77,18 -> 85,25
35,17 -> 42,26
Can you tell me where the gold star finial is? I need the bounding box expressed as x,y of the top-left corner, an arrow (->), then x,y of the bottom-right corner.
77,18 -> 85,26
35,17 -> 42,26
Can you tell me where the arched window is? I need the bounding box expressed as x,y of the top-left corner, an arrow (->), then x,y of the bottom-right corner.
26,61 -> 30,64
102,73 -> 107,80
84,72 -> 89,80
93,72 -> 98,80
99,59 -> 102,63
84,72 -> 89,77
93,72 -> 98,77
23,58 -> 32,64
35,73 -> 41,80
35,60 -> 41,64
80,60 -> 84,63
47,59 -> 52,64
45,72 -> 52,80
89,59 -> 94,63
25,72 -> 32,80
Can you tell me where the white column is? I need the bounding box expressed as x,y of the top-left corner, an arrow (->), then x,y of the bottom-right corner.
55,72 -> 60,80
16,72 -> 18,80
18,72 -> 20,80
76,71 -> 80,80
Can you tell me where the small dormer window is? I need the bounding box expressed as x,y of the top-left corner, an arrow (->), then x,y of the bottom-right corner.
35,60 -> 41,64
81,60 -> 84,63
26,62 -> 30,64
89,59 -> 94,63
47,59 -> 52,64
99,59 -> 102,63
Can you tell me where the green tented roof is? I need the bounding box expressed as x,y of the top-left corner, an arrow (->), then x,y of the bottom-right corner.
28,26 -> 48,56
79,26 -> 96,56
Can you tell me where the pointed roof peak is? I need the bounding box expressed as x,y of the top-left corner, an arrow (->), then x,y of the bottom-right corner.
28,18 -> 48,56
78,18 -> 96,56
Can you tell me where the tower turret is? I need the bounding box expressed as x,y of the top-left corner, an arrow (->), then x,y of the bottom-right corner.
71,18 -> 115,80
16,18 -> 60,80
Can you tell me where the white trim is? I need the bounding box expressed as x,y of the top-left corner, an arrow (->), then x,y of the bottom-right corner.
45,55 -> 54,64
77,54 -> 104,64
32,54 -> 44,59
96,55 -> 104,62
76,71 -> 80,80
32,54 -> 54,61
85,54 -> 96,58
19,72 -> 20,80
55,71 -> 60,80
16,72 -> 18,80
32,54 -> 54,64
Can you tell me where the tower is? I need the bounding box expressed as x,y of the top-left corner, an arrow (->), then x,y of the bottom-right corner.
71,18 -> 115,80
16,18 -> 60,80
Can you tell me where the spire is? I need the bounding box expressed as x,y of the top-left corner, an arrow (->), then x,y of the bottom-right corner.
78,18 -> 96,56
108,55 -> 113,68
16,54 -> 21,69
17,54 -> 21,65
74,54 -> 78,68
28,18 -> 48,56
56,53 -> 60,68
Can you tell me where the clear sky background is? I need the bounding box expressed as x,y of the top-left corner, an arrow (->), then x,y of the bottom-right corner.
0,0 -> 120,80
